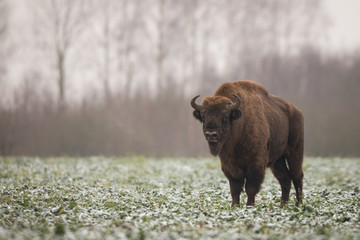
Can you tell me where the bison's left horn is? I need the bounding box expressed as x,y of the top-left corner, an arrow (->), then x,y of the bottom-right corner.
191,95 -> 203,111
229,94 -> 241,111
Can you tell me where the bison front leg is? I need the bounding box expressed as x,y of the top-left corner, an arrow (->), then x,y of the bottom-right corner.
223,167 -> 245,207
229,178 -> 244,207
245,166 -> 265,206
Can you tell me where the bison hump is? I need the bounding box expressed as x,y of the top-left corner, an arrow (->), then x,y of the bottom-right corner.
215,80 -> 269,97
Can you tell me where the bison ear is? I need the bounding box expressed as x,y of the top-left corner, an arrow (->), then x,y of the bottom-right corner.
193,110 -> 202,122
230,110 -> 242,122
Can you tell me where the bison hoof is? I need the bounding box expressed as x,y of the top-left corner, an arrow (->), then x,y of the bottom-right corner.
280,200 -> 289,208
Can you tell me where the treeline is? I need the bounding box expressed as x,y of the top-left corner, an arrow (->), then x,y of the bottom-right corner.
1,0 -> 359,157
1,48 -> 360,157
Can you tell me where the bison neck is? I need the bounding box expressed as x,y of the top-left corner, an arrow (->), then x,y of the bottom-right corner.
218,138 -> 243,160
218,123 -> 256,161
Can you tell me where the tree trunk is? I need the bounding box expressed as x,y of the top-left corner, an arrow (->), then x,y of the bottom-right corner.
57,48 -> 66,108
102,0 -> 112,105
156,0 -> 165,96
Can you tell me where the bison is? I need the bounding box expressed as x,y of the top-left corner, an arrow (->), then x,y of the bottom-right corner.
191,80 -> 304,207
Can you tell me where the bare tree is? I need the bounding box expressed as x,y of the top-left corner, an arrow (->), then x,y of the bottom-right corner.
0,0 -> 7,100
156,0 -> 165,96
0,0 -> 12,155
100,0 -> 112,104
180,0 -> 199,98
34,0 -> 90,108
117,0 -> 138,100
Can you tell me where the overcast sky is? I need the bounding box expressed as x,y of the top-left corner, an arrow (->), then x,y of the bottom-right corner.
325,0 -> 360,52
3,0 -> 360,103
8,0 -> 360,53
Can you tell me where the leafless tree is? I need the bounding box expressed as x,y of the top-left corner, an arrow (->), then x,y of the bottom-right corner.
181,0 -> 199,97
102,0 -> 111,103
0,0 -> 8,101
33,0 -> 90,108
97,0 -> 113,104
155,0 -> 165,96
0,0 -> 11,155
117,0 -> 139,100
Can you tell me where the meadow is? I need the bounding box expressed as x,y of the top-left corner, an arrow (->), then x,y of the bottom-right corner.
0,156 -> 359,239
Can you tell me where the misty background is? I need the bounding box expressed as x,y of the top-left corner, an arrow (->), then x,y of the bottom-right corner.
0,0 -> 359,157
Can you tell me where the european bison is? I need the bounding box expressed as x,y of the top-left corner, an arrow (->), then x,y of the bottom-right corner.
191,80 -> 304,207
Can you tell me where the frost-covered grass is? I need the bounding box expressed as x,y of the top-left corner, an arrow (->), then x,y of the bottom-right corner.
0,156 -> 359,240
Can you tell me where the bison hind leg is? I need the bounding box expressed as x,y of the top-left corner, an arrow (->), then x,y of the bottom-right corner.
271,156 -> 292,207
287,107 -> 304,206
287,156 -> 304,206
292,172 -> 303,206
287,140 -> 304,206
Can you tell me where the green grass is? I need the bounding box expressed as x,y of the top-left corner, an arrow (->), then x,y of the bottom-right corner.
0,156 -> 359,239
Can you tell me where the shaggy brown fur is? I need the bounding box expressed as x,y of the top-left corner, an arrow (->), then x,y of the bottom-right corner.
191,80 -> 304,207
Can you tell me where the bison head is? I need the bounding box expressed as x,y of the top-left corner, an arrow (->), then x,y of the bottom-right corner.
191,94 -> 242,156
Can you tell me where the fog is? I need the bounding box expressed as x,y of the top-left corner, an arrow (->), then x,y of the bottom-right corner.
1,0 -> 359,157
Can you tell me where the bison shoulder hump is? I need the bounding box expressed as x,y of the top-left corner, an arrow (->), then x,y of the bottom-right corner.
215,80 -> 269,97
234,80 -> 269,96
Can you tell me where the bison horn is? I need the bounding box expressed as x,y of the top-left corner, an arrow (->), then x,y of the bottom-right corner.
191,95 -> 203,111
229,94 -> 241,111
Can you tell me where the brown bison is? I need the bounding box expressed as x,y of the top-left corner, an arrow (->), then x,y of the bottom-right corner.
191,80 -> 304,207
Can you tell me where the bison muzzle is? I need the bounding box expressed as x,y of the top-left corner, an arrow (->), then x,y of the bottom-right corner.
191,80 -> 304,207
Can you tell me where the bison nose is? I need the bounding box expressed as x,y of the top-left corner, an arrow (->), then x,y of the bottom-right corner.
205,131 -> 218,143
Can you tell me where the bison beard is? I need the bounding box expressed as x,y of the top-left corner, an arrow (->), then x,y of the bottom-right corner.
191,80 -> 304,207
209,142 -> 221,156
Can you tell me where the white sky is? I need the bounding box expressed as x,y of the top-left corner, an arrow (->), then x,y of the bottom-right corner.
324,0 -> 360,52
8,0 -> 360,53
3,0 -> 360,104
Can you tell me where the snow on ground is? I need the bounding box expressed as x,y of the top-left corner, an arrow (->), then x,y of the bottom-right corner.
0,156 -> 359,239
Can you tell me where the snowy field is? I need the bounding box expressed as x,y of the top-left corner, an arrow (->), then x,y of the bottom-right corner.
0,156 -> 359,239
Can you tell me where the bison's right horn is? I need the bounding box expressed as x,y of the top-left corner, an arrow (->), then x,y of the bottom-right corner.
229,94 -> 241,111
191,95 -> 203,111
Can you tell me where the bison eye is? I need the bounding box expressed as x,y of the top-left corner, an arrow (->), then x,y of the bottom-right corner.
221,116 -> 228,127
